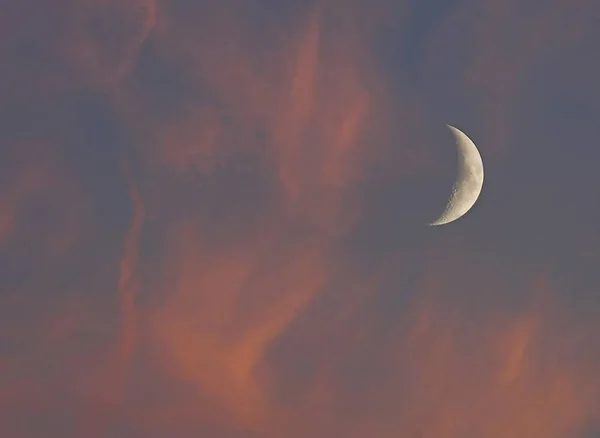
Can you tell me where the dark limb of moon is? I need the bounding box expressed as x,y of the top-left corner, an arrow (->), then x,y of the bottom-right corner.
428,125 -> 484,226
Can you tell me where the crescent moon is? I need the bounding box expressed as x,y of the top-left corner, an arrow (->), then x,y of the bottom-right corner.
429,125 -> 484,226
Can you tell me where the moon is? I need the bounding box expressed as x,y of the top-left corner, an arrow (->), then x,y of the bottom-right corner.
428,125 -> 484,226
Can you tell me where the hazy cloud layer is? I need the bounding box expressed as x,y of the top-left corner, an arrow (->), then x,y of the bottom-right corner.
1,1 -> 599,437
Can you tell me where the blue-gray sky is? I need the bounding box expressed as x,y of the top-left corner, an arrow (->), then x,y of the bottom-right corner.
1,0 -> 600,437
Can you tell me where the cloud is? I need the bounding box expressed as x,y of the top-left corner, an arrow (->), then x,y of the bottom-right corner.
0,0 -> 155,100
2,1 -> 600,437
417,0 -> 600,160
115,176 -> 145,387
118,2 -> 390,233
0,141 -> 107,437
245,270 -> 600,438
148,223 -> 330,433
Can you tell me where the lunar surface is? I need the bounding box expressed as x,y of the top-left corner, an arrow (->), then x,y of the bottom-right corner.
429,125 -> 484,226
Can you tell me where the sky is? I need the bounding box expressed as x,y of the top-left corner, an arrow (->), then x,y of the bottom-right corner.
1,0 -> 600,437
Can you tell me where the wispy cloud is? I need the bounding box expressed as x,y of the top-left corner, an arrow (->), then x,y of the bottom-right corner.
1,1 -> 599,437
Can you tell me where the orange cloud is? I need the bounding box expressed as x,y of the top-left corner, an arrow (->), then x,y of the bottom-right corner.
253,273 -> 600,438
150,222 -> 330,433
2,2 -> 600,437
117,180 -> 145,367
119,3 -> 396,237
393,294 -> 598,438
